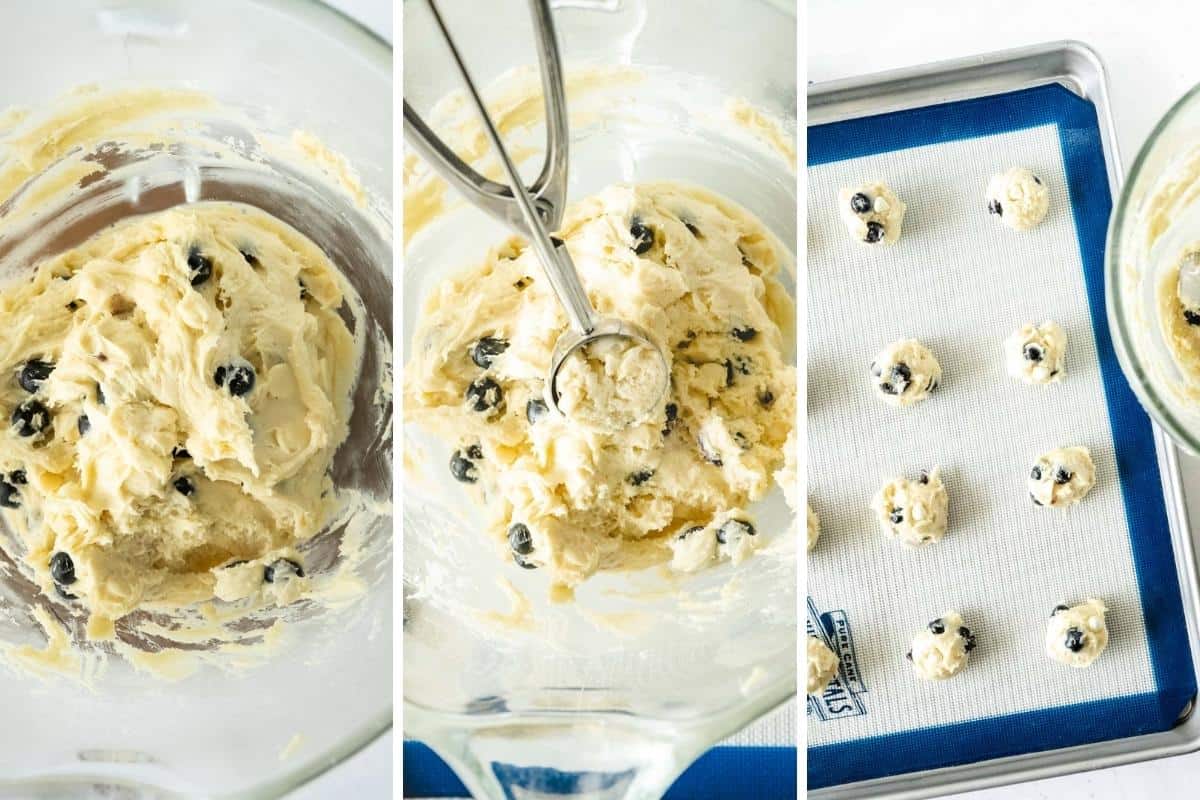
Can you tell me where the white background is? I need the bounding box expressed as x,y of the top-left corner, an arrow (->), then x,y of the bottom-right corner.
808,0 -> 1200,797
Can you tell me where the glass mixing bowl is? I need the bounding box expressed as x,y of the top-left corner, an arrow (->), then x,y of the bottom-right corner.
0,2 -> 392,797
402,1 -> 796,797
1108,81 -> 1200,454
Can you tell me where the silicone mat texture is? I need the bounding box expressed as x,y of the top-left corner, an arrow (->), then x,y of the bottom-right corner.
806,83 -> 1196,790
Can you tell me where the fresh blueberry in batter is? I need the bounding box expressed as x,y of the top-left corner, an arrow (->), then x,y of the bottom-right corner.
732,326 -> 758,342
1031,465 -> 1043,481
889,508 -> 904,525
1024,343 -> 1044,363
526,398 -> 549,424
49,551 -> 76,585
465,377 -> 503,414
508,522 -> 534,556
214,363 -> 256,396
1185,309 -> 1200,326
864,221 -> 885,244
630,220 -> 654,254
77,414 -> 90,435
959,627 -> 977,652
1054,467 -> 1072,485
470,336 -> 509,369
264,558 -> 304,583
757,390 -> 774,407
12,399 -> 51,437
186,246 -> 213,287
174,476 -> 196,496
716,518 -> 755,544
928,618 -> 946,634
988,199 -> 1003,216
1052,604 -> 1069,616
628,469 -> 654,486
0,477 -> 19,508
1064,628 -> 1085,652
8,469 -> 25,484
850,192 -> 872,214
449,448 -> 480,483
18,359 -> 54,393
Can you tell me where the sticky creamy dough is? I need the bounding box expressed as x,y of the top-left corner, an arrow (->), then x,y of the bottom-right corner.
907,611 -> 976,680
1046,599 -> 1108,668
0,202 -> 356,639
405,182 -> 796,595
807,635 -> 839,695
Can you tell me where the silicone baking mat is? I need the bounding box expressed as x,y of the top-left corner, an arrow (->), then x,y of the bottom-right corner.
807,84 -> 1196,789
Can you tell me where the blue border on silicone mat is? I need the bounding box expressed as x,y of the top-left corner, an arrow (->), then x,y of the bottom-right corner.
402,741 -> 797,798
807,83 -> 1197,789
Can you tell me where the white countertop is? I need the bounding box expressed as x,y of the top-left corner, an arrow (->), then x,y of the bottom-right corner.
809,0 -> 1200,797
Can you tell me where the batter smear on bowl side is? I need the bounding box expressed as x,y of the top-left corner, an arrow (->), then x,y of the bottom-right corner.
405,182 -> 796,596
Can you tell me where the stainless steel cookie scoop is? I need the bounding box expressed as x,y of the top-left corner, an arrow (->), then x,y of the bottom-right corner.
403,0 -> 668,430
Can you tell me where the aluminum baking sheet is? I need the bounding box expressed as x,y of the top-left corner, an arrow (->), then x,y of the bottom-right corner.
806,42 -> 1200,799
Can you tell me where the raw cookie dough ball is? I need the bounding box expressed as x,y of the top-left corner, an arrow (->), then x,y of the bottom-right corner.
1028,446 -> 1095,508
986,167 -> 1049,231
906,611 -> 977,680
668,513 -> 758,572
839,182 -> 906,245
807,635 -> 839,694
872,467 -> 949,547
870,339 -> 941,407
807,503 -> 821,552
1005,321 -> 1067,384
1046,599 -> 1108,667
554,336 -> 668,432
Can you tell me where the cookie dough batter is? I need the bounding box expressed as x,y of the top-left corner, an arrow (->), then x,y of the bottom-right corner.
1046,599 -> 1108,668
870,339 -> 940,407
807,502 -> 820,552
807,634 -> 839,695
986,167 -> 1049,231
555,336 -> 667,432
405,182 -> 795,593
906,611 -> 976,680
1005,321 -> 1067,385
839,181 -> 906,245
872,468 -> 949,547
0,203 -> 357,637
1028,446 -> 1095,508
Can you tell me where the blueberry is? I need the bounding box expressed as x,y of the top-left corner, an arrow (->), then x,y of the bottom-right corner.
1033,175 -> 1043,186
0,477 -> 19,508
724,359 -> 735,388
665,402 -> 678,423
9,470 -> 26,484
959,626 -> 976,652
928,618 -> 946,635
1024,343 -> 1044,363
732,326 -> 758,342
264,558 -> 304,583
1064,628 -> 1085,653
214,363 -> 255,396
683,220 -> 701,237
628,469 -> 654,486
757,390 -> 774,407
449,449 -> 480,483
630,220 -> 654,254
850,192 -> 872,214
524,398 -> 549,425
1052,604 -> 1069,616
174,476 -> 195,496
1031,465 -> 1043,481
988,199 -> 1003,216
49,551 -> 75,585
11,399 -> 51,437
466,443 -> 483,460
1054,467 -> 1072,485
240,249 -> 259,266
18,359 -> 54,393
677,525 -> 705,540
470,336 -> 509,369
465,377 -> 503,414
1185,309 -> 1200,326
77,415 -> 90,435
698,434 -> 723,467
889,508 -> 904,525
891,363 -> 911,389
507,523 -> 534,556
173,447 -> 190,460
716,518 -> 755,545
864,221 -> 885,244
186,246 -> 213,287
96,383 -> 106,406
918,470 -> 930,485
905,650 -> 913,661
